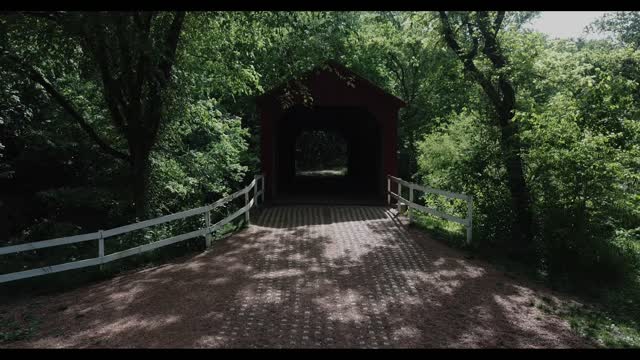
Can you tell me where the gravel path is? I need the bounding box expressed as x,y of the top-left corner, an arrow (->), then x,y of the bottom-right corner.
1,206 -> 592,348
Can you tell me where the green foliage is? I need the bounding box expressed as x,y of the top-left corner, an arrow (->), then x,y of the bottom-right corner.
411,15 -> 640,346
411,211 -> 466,248
417,109 -> 514,250
150,99 -> 250,216
555,277 -> 640,348
415,23 -> 640,289
344,12 -> 472,177
0,312 -> 40,344
518,43 -> 640,288
591,11 -> 640,49
295,130 -> 347,172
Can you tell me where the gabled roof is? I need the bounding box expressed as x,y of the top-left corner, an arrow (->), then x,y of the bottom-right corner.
256,60 -> 407,108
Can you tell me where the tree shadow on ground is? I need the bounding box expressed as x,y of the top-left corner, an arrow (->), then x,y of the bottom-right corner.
0,206 -> 592,348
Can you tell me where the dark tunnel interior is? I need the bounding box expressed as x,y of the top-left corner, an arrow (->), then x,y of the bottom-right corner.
274,105 -> 384,205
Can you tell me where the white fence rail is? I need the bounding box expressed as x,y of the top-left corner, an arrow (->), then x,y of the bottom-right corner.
0,174 -> 266,284
387,175 -> 473,245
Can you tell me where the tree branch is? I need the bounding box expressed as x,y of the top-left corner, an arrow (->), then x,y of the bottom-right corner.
157,11 -> 185,85
4,53 -> 131,163
115,14 -> 132,85
477,11 -> 506,69
129,11 -> 153,129
477,11 -> 515,115
465,15 -> 479,60
387,51 -> 411,103
81,16 -> 129,134
439,11 -> 503,110
493,11 -> 505,35
146,11 -> 185,136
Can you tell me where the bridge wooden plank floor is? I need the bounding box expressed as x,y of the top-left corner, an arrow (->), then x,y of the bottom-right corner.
1,206 -> 590,348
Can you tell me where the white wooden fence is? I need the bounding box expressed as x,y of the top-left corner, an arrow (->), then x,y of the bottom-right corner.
387,175 -> 473,245
0,175 -> 265,284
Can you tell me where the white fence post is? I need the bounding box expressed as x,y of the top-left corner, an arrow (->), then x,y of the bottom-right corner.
205,209 -> 212,248
408,185 -> 413,224
466,197 -> 473,245
387,176 -> 391,205
244,191 -> 250,225
260,174 -> 267,204
98,230 -> 104,270
397,182 -> 403,213
253,176 -> 259,207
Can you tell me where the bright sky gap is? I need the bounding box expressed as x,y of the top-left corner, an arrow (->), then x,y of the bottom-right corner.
525,11 -> 614,40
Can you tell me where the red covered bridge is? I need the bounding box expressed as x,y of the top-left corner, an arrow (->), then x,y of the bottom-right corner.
257,60 -> 406,204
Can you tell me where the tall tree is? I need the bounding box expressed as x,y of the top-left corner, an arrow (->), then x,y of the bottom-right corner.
591,11 -> 640,49
438,11 -> 535,257
1,12 -> 186,218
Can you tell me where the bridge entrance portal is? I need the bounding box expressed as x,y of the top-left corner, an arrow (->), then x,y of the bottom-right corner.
257,60 -> 406,205
274,106 -> 382,204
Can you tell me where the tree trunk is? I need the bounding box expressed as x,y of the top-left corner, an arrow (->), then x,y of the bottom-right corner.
498,110 -> 535,257
131,146 -> 151,220
438,11 -> 536,258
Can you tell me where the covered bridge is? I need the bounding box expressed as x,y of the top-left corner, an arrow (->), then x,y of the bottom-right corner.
257,60 -> 406,204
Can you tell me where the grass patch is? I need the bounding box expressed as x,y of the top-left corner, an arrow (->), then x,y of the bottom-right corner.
410,210 -> 466,248
564,282 -> 640,348
0,312 -> 41,344
409,208 -> 640,348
